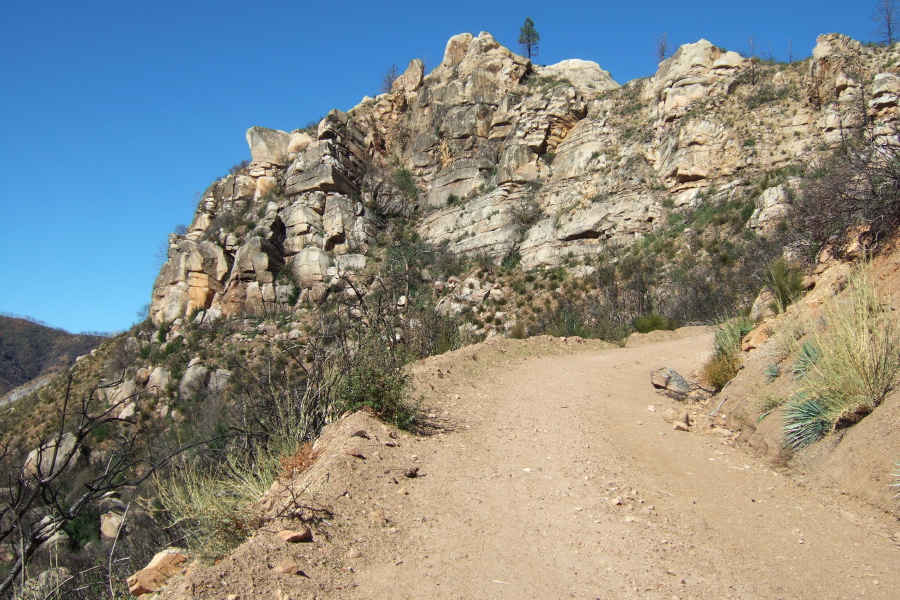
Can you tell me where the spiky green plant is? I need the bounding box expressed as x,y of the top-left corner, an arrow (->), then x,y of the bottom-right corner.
791,341 -> 819,380
764,362 -> 781,382
756,394 -> 784,423
782,396 -> 830,449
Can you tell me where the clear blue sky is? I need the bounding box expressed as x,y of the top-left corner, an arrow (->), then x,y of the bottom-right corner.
0,0 -> 875,333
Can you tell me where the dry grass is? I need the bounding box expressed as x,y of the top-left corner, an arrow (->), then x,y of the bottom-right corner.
701,353 -> 741,391
782,264 -> 900,448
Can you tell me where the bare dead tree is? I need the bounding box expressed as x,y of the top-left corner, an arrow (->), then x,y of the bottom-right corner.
380,63 -> 399,94
0,373 -> 211,596
655,32 -> 670,66
873,0 -> 900,45
747,36 -> 759,85
788,39 -> 793,64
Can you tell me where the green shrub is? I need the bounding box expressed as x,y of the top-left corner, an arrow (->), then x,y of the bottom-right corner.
501,250 -> 522,270
701,352 -> 741,391
394,168 -> 420,200
764,362 -> 781,382
701,317 -> 754,391
766,258 -> 805,313
713,317 -> 754,358
446,193 -> 461,207
634,313 -> 677,333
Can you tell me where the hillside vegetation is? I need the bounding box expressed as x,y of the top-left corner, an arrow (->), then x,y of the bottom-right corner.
0,315 -> 103,398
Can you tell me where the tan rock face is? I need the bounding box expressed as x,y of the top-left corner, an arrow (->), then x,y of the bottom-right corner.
247,126 -> 291,166
127,549 -> 186,596
807,33 -> 864,108
149,30 -> 889,321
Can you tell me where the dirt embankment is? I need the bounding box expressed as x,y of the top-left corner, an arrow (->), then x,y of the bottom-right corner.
157,329 -> 900,600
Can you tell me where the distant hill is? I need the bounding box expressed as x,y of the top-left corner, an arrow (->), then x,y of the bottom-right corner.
0,315 -> 104,397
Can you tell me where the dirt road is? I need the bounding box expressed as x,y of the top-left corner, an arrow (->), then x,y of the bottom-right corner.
165,329 -> 900,600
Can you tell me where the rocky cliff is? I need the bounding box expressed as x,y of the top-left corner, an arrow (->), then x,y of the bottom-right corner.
149,32 -> 900,325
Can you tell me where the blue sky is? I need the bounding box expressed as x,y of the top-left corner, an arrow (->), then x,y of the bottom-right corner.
0,0 -> 876,333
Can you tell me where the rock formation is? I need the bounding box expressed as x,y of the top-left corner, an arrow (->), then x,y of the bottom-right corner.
150,31 -> 900,324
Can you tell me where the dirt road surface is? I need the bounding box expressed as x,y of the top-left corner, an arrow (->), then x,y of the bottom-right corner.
164,328 -> 900,600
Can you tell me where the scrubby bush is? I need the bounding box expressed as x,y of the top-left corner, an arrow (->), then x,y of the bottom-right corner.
394,167 -> 420,200
634,313 -> 677,333
701,317 -> 754,391
766,258 -> 805,313
796,133 -> 900,256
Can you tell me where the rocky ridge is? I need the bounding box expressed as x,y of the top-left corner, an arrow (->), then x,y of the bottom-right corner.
149,32 -> 900,325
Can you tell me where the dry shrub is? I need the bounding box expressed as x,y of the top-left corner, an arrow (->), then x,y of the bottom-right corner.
279,442 -> 318,479
701,352 -> 741,391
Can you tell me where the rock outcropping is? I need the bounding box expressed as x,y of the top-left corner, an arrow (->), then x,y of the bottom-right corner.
150,31 -> 900,324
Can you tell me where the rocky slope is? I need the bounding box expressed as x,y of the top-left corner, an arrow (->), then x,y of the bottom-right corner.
150,31 -> 900,325
0,315 -> 103,401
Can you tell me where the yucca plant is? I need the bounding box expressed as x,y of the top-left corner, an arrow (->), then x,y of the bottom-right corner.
791,341 -> 819,380
782,396 -> 830,450
764,362 -> 781,382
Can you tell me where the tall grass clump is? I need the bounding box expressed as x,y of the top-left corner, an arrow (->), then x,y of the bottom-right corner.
766,257 -> 805,313
783,265 -> 900,448
701,316 -> 754,391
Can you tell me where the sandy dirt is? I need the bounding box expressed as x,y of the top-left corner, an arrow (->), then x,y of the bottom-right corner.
161,328 -> 900,600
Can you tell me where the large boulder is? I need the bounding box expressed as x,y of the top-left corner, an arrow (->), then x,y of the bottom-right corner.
392,58 -> 425,93
24,433 -> 83,476
650,367 -> 692,395
178,364 -> 210,400
534,59 -> 619,96
246,126 -> 291,166
806,33 -> 864,108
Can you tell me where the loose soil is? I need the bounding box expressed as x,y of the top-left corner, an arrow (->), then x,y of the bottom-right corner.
160,328 -> 900,600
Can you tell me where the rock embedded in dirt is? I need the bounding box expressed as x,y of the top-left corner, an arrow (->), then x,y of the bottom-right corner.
345,547 -> 361,559
126,549 -> 186,596
273,559 -> 302,574
673,421 -> 690,432
650,367 -> 691,394
403,466 -> 419,478
340,446 -> 364,458
278,527 -> 312,543
741,324 -> 772,352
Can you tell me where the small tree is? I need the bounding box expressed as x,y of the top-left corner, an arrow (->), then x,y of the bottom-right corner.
873,0 -> 900,45
747,36 -> 759,84
518,17 -> 540,60
381,63 -> 399,93
655,32 -> 670,66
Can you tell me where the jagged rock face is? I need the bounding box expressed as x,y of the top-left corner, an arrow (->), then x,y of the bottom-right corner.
149,30 -> 900,324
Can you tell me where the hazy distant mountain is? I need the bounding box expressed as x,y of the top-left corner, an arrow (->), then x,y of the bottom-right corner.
0,315 -> 104,397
